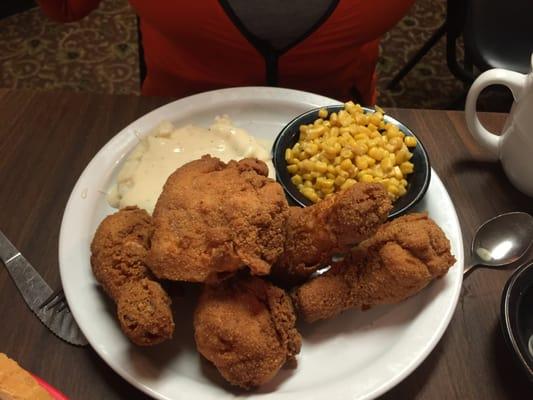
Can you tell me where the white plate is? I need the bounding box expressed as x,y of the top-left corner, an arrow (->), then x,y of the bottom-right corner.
59,87 -> 464,400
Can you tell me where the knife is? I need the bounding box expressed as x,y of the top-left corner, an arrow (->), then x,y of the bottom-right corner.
0,229 -> 88,346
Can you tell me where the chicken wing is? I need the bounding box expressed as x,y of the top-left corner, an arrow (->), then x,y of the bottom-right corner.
90,206 -> 174,345
147,155 -> 289,283
194,276 -> 301,389
292,213 -> 456,322
271,182 -> 392,287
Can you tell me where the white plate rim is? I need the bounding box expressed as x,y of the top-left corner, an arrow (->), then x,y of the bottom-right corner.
58,86 -> 464,400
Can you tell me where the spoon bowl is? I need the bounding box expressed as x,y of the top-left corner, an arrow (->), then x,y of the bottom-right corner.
464,212 -> 533,276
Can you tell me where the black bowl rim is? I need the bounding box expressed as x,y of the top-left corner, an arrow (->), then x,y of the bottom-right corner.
501,260 -> 533,380
272,105 -> 431,217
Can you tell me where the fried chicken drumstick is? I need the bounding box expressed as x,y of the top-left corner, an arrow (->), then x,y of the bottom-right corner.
90,206 -> 175,345
148,155 -> 289,283
194,276 -> 301,389
271,183 -> 392,287
292,213 -> 456,322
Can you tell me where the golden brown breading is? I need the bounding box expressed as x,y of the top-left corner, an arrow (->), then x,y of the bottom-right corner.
292,213 -> 456,322
117,279 -> 174,346
271,183 -> 392,287
194,276 -> 301,389
90,206 -> 154,300
90,206 -> 174,345
147,155 -> 289,283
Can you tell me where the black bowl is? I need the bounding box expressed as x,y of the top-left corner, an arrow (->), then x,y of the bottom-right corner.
272,105 -> 431,218
501,261 -> 533,381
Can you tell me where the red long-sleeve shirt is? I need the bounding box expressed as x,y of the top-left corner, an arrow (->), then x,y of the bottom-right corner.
37,0 -> 414,104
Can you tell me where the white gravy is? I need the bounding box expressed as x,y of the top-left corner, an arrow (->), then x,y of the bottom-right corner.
107,116 -> 273,214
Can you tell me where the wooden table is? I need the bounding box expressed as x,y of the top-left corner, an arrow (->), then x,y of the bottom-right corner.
0,89 -> 531,399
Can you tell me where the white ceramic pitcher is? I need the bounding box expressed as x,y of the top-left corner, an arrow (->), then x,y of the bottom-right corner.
465,55 -> 533,197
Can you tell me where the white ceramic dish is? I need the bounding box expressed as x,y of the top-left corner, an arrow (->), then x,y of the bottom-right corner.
59,87 -> 464,400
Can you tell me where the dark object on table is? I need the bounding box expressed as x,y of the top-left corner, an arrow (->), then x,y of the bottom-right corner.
501,261 -> 533,381
272,105 -> 430,218
388,0 -> 533,88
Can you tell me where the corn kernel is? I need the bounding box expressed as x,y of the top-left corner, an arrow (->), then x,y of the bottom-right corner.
355,156 -> 368,170
367,122 -> 378,131
360,174 -> 373,183
336,168 -> 350,178
304,143 -> 319,156
298,151 -> 308,161
345,100 -> 356,109
318,108 -> 328,118
308,126 -> 325,139
316,177 -> 333,189
398,185 -> 407,196
368,147 -> 386,161
384,143 -> 396,153
400,161 -> 414,174
392,166 -> 403,180
285,148 -> 293,160
334,175 -> 346,186
291,175 -> 302,185
395,148 -> 409,164
340,148 -> 354,159
340,158 -> 354,171
287,164 -> 299,174
315,161 -> 328,174
353,142 -> 368,156
341,178 -> 357,190
329,112 -> 339,125
404,136 -> 417,147
301,187 -> 319,202
381,157 -> 393,172
387,184 -> 400,195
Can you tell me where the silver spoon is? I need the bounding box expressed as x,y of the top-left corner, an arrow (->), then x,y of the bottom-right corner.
464,212 -> 533,277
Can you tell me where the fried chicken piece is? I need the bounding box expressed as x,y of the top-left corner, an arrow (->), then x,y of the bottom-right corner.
194,276 -> 301,389
147,155 -> 289,283
292,213 -> 456,322
90,206 -> 153,299
117,279 -> 174,346
271,183 -> 392,287
90,206 -> 174,345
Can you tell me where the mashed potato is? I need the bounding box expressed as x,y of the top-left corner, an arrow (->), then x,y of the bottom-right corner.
107,116 -> 273,214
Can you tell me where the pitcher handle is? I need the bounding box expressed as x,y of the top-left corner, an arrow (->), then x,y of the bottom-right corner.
465,69 -> 526,160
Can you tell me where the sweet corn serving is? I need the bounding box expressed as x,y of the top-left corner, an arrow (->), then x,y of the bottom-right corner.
285,102 -> 417,203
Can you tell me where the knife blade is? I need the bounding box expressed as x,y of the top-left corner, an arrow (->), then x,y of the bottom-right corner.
0,230 -> 88,346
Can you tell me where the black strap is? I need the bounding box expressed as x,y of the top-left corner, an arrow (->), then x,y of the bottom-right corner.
219,0 -> 339,86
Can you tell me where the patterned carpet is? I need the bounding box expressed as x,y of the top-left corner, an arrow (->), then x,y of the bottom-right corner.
0,0 -> 139,95
0,0 -> 508,110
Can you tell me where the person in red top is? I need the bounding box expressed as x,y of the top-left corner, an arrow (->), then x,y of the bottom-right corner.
37,0 -> 414,104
